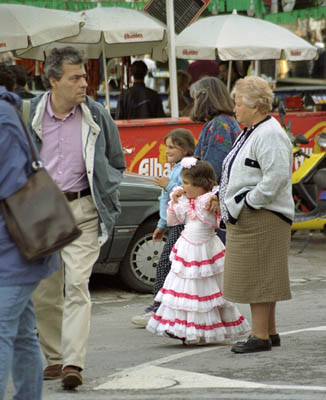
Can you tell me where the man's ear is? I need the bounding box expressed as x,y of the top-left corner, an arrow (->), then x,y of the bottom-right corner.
49,76 -> 56,89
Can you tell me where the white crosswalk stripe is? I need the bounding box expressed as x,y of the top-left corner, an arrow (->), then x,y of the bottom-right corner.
95,326 -> 326,392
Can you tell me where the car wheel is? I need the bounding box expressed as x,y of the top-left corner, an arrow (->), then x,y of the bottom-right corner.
119,219 -> 166,293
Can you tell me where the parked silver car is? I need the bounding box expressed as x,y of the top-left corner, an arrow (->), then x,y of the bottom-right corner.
93,172 -> 165,293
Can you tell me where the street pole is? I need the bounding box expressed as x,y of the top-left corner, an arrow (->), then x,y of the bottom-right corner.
166,0 -> 179,118
271,0 -> 278,14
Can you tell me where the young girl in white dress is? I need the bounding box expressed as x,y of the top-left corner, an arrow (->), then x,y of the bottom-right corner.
147,157 -> 250,344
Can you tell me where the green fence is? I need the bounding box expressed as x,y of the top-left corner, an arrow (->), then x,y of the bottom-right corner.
0,0 -> 325,22
265,6 -> 326,24
0,0 -> 223,12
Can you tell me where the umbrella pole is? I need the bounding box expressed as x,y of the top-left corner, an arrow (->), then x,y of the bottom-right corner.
101,35 -> 110,113
166,0 -> 178,118
227,60 -> 232,92
256,60 -> 260,76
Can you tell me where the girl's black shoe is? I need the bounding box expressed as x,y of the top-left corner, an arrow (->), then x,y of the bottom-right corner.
165,331 -> 186,344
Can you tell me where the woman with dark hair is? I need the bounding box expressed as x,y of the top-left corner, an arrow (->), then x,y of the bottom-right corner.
190,76 -> 241,183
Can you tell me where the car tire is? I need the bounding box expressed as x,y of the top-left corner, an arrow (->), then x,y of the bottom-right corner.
119,218 -> 166,293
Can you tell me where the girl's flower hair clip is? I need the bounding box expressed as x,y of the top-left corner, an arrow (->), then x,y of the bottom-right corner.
181,157 -> 198,169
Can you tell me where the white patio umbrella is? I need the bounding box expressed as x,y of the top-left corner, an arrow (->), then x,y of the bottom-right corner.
17,6 -> 168,111
0,4 -> 83,54
175,12 -> 317,91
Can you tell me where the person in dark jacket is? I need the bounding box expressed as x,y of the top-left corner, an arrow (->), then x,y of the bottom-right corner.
10,64 -> 35,99
0,83 -> 59,400
116,60 -> 165,119
0,63 -> 15,91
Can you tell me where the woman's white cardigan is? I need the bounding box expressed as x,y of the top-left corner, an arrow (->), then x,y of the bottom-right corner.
223,116 -> 294,224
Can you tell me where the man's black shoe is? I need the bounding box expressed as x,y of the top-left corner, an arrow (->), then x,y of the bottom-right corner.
231,335 -> 272,353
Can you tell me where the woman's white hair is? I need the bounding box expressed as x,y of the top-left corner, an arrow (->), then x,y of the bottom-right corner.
231,76 -> 274,114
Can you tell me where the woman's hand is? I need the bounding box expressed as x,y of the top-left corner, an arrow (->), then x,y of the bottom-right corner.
153,228 -> 165,242
171,188 -> 184,204
206,195 -> 220,214
154,176 -> 170,189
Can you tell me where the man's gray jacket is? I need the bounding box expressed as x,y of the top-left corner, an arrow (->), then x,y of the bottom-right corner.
27,93 -> 126,246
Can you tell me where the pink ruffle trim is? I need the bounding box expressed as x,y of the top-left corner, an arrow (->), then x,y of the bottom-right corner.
153,314 -> 246,330
160,288 -> 223,302
171,247 -> 225,267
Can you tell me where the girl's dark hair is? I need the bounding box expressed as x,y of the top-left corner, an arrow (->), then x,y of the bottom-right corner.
190,76 -> 235,122
182,159 -> 217,191
164,128 -> 195,156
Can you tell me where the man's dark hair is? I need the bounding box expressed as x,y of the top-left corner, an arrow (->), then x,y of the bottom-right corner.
42,46 -> 86,89
9,65 -> 28,87
0,63 -> 16,91
131,60 -> 148,81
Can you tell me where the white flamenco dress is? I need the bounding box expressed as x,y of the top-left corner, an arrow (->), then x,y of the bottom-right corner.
146,189 -> 250,344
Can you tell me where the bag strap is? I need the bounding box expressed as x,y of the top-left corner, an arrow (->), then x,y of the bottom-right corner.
16,106 -> 42,167
22,100 -> 31,127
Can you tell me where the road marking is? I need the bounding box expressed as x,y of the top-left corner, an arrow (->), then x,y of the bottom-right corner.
94,326 -> 326,391
280,325 -> 326,335
96,365 -> 326,391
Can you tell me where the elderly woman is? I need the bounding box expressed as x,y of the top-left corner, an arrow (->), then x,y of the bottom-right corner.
219,76 -> 294,353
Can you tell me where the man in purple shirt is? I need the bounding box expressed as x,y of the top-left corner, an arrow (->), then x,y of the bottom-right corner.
28,47 -> 126,390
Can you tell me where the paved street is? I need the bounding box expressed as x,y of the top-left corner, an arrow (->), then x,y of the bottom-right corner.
5,230 -> 326,399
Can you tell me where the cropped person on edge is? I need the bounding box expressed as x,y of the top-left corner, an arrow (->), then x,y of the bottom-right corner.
219,76 -> 294,353
28,46 -> 126,389
116,60 -> 165,119
190,76 -> 241,244
0,76 -> 59,400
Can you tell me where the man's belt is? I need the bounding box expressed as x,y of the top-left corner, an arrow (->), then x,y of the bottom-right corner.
64,187 -> 91,202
